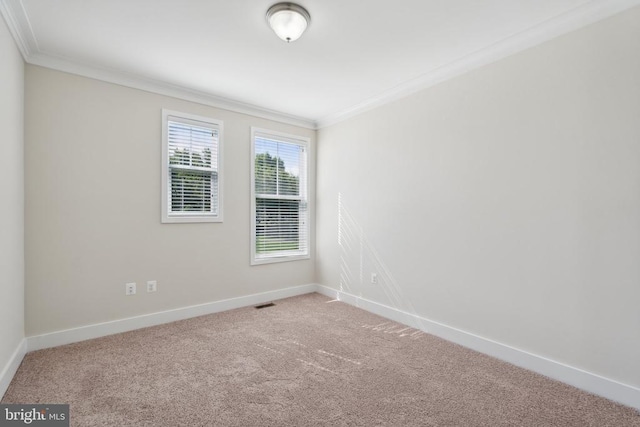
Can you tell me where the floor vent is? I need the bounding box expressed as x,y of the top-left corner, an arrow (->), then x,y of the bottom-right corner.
255,302 -> 275,309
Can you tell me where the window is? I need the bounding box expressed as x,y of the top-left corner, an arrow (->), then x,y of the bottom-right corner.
162,110 -> 223,223
251,128 -> 309,264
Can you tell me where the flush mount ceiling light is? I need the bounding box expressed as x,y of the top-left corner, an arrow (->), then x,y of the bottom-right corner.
266,3 -> 311,43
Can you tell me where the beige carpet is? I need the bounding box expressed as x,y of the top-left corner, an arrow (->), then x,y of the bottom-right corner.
3,293 -> 639,426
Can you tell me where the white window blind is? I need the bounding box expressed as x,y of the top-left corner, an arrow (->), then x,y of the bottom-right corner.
251,128 -> 309,264
162,110 -> 223,223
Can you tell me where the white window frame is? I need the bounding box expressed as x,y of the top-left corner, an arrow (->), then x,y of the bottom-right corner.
162,109 -> 224,223
251,127 -> 310,265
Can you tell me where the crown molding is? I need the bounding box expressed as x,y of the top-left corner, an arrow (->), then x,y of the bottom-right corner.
0,0 -> 37,58
315,0 -> 640,129
0,0 -> 316,130
26,53 -> 316,129
4,0 -> 640,130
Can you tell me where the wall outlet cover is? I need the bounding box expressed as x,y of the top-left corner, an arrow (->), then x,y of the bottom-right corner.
125,282 -> 136,295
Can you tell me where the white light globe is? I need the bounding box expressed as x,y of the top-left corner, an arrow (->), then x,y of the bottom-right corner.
266,3 -> 311,43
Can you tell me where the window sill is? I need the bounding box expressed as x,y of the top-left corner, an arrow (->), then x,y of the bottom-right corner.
251,253 -> 310,265
161,215 -> 223,224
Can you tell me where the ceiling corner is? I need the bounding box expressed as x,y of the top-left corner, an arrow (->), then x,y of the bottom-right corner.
0,0 -> 38,60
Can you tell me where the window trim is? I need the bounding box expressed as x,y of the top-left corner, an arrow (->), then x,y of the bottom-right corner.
161,109 -> 224,223
251,127 -> 310,265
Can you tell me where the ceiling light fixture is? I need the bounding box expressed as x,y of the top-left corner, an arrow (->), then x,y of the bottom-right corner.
266,3 -> 311,43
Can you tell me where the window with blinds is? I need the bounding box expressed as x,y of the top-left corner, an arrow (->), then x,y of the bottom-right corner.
251,128 -> 309,264
162,110 -> 223,223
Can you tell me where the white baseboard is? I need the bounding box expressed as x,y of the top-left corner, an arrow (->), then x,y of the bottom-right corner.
315,285 -> 640,411
27,284 -> 317,352
16,282 -> 640,412
0,338 -> 27,399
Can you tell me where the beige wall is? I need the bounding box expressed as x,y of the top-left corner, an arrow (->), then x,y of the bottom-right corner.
316,7 -> 640,387
16,1 -> 640,395
0,16 -> 25,375
25,66 -> 315,336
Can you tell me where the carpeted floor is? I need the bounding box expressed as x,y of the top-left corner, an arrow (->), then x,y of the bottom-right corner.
3,293 -> 639,426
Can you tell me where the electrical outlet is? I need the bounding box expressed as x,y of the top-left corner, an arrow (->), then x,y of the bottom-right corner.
147,280 -> 157,293
125,282 -> 136,295
370,273 -> 378,284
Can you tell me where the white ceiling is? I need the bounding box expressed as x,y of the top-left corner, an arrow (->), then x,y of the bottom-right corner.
2,0 -> 639,128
